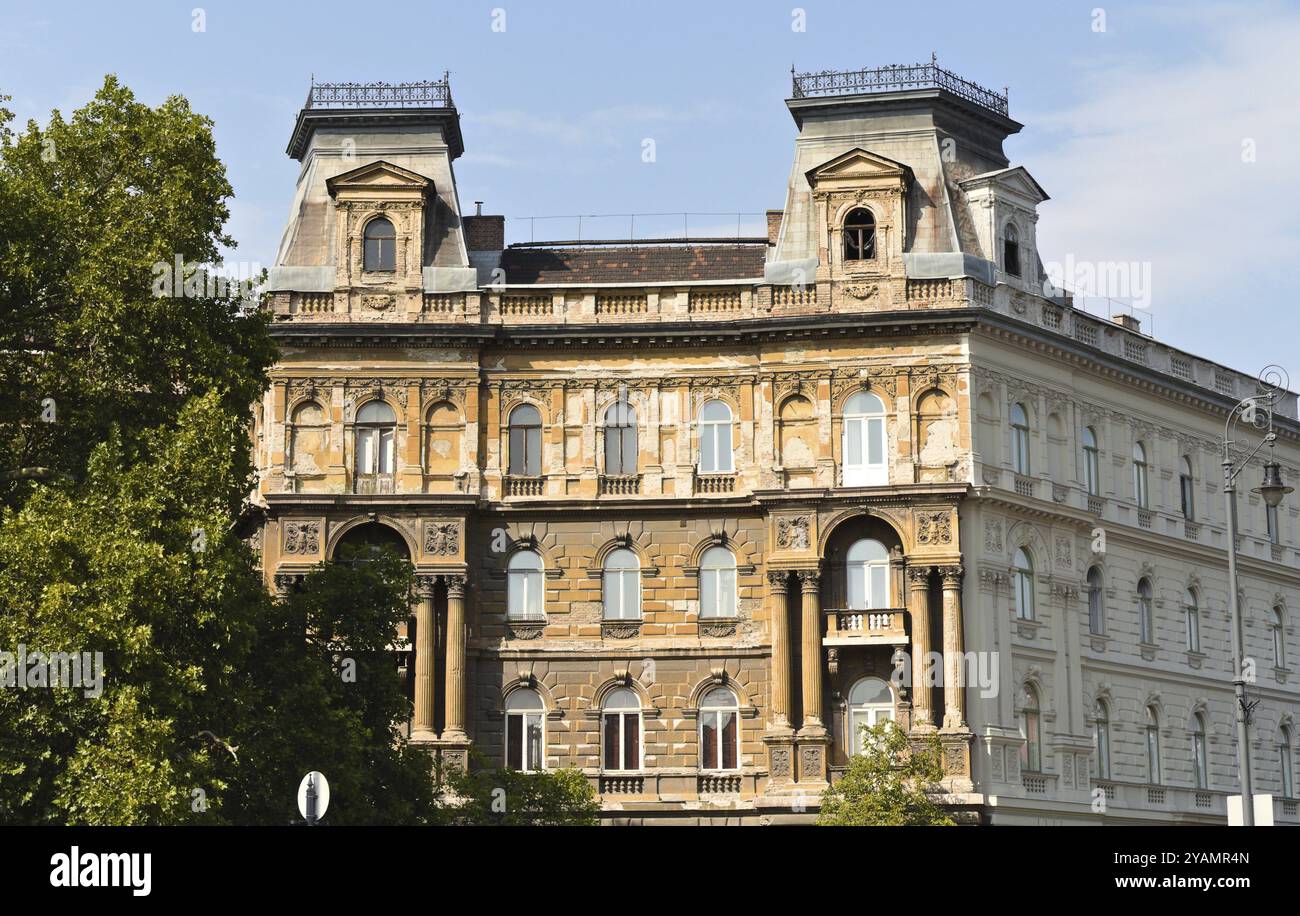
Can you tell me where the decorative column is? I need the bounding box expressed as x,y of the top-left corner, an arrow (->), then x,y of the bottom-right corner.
797,570 -> 824,734
412,575 -> 438,741
907,565 -> 934,729
442,574 -> 469,743
767,571 -> 792,732
938,564 -> 972,787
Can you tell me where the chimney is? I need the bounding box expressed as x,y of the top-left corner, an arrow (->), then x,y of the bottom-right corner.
1113,313 -> 1142,333
463,206 -> 505,251
766,209 -> 783,246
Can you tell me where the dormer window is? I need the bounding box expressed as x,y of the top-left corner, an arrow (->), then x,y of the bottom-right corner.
363,216 -> 396,272
843,208 -> 876,261
1003,223 -> 1021,277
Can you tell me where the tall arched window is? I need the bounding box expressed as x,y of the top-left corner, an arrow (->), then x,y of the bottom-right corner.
505,688 -> 545,772
1185,588 -> 1201,653
1087,566 -> 1105,636
847,677 -> 894,756
1146,706 -> 1162,784
699,546 -> 737,619
699,686 -> 739,771
1082,426 -> 1100,496
1010,403 -> 1030,475
602,687 -> 642,772
508,404 -> 542,476
1094,700 -> 1111,780
1192,713 -> 1208,789
842,390 -> 887,486
698,400 -> 734,473
846,538 -> 890,610
602,548 -> 641,620
507,550 -> 544,620
1003,223 -> 1021,277
1179,456 -> 1195,520
604,399 -> 638,476
1019,684 -> 1041,772
1013,547 -> 1035,620
363,216 -> 396,272
289,400 -> 329,478
1271,605 -> 1286,668
843,207 -> 876,261
1132,441 -> 1149,508
354,400 -> 396,489
1281,726 -> 1295,798
1138,578 -> 1154,644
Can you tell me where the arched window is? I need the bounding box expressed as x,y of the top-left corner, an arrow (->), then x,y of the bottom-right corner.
1082,426 -> 1100,496
424,400 -> 463,486
1179,457 -> 1195,520
846,538 -> 890,610
602,548 -> 641,620
604,399 -> 638,476
602,687 -> 642,772
1132,441 -> 1149,508
1271,606 -> 1286,668
1087,566 -> 1105,636
1019,684 -> 1041,772
1003,223 -> 1021,277
698,400 -> 734,474
842,390 -> 887,486
508,404 -> 542,476
1010,403 -> 1030,475
1281,726 -> 1295,799
505,689 -> 545,772
289,401 -> 328,478
1138,578 -> 1154,645
1185,588 -> 1201,653
1013,547 -> 1035,620
699,546 -> 737,619
847,677 -> 894,756
843,207 -> 876,261
1192,713 -> 1208,789
363,216 -> 396,272
507,551 -> 544,620
699,686 -> 739,771
354,400 -> 396,487
1146,705 -> 1162,784
1094,700 -> 1111,780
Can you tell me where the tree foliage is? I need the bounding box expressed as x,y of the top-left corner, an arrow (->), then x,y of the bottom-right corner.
817,722 -> 956,826
434,758 -> 601,826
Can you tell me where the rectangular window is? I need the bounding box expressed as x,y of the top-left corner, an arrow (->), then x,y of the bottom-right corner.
1180,474 -> 1195,520
700,425 -> 718,473
1085,450 -> 1100,496
701,714 -> 718,770
604,712 -> 639,770
603,713 -> 620,769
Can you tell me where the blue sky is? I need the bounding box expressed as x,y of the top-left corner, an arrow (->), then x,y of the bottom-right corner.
2,1 -> 1298,377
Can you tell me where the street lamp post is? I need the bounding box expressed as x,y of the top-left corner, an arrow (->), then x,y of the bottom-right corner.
1221,366 -> 1293,827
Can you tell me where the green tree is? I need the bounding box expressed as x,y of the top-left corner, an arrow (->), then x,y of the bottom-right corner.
435,757 -> 601,826
817,721 -> 956,826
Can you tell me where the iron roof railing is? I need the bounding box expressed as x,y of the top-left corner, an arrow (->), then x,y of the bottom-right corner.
304,75 -> 454,110
791,57 -> 1009,117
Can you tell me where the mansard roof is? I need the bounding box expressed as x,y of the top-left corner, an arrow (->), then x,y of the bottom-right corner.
498,243 -> 768,285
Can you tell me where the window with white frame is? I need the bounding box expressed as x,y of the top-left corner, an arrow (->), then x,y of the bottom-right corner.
505,688 -> 545,772
1185,588 -> 1200,653
604,399 -> 638,476
1010,403 -> 1030,475
847,538 -> 890,610
1087,566 -> 1105,636
507,550 -> 544,620
1019,684 -> 1042,772
848,676 -> 894,757
698,400 -> 734,473
1138,578 -> 1154,644
355,400 -> 396,476
1132,441 -> 1149,508
842,391 -> 887,486
1281,726 -> 1295,798
508,403 -> 542,476
1146,706 -> 1162,784
1179,457 -> 1195,520
1013,547 -> 1035,620
699,686 -> 739,771
1082,426 -> 1100,496
843,207 -> 876,261
1094,700 -> 1111,780
1192,713 -> 1208,789
602,687 -> 642,772
602,548 -> 641,620
698,546 -> 737,618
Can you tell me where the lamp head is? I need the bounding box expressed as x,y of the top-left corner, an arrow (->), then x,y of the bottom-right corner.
1254,461 -> 1294,508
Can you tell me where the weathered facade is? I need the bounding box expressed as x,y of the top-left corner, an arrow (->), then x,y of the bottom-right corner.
255,68 -> 1300,824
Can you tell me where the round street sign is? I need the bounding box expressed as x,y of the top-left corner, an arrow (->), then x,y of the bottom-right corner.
297,771 -> 330,823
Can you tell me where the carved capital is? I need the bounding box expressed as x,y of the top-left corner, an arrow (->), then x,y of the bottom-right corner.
797,570 -> 820,591
414,575 -> 439,599
907,565 -> 933,587
767,570 -> 790,591
937,565 -> 964,588
442,574 -> 467,598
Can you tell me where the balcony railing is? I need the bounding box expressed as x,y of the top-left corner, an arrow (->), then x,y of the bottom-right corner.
695,472 -> 736,495
824,607 -> 908,645
504,475 -> 544,497
599,474 -> 641,496
791,59 -> 1009,117
305,77 -> 453,110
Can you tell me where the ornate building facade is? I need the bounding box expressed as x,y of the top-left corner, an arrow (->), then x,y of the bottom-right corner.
254,68 -> 1300,824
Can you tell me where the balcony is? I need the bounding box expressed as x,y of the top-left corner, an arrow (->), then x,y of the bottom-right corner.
823,607 -> 908,646
599,474 -> 641,496
791,59 -> 1010,117
694,472 -> 736,495
504,475 -> 544,497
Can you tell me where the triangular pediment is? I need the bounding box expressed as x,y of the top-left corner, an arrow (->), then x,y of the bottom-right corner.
959,166 -> 1049,203
326,159 -> 432,196
806,148 -> 914,186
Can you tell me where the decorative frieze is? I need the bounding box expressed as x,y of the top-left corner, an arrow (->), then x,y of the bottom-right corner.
282,520 -> 322,555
